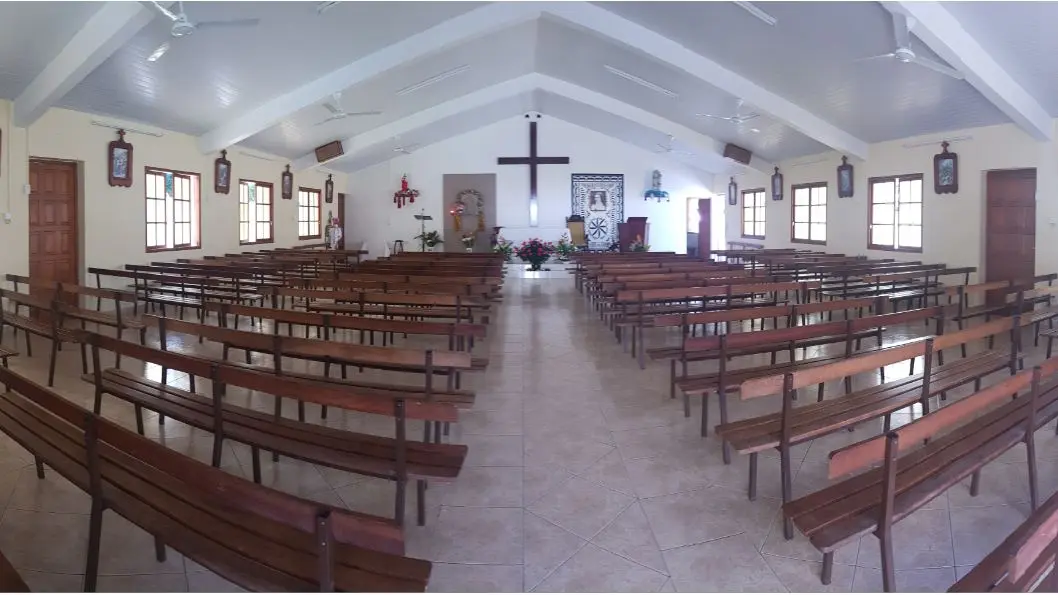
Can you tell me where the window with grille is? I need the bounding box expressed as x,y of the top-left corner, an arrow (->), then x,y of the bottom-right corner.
741,188 -> 766,239
145,167 -> 200,252
869,174 -> 923,252
791,182 -> 827,244
239,180 -> 274,245
297,187 -> 322,239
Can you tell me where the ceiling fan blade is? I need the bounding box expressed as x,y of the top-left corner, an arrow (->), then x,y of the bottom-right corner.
340,111 -> 383,117
891,12 -> 911,49
315,114 -> 347,125
149,1 -> 181,21
911,56 -> 964,79
146,41 -> 171,62
195,18 -> 261,30
853,53 -> 897,63
696,113 -> 735,121
322,103 -> 341,115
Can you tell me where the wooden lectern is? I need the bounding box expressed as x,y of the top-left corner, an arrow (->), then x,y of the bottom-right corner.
566,216 -> 586,250
619,217 -> 649,251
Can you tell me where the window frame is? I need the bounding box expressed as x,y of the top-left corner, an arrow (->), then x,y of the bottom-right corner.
789,181 -> 828,246
297,187 -> 323,240
740,187 -> 766,240
238,179 -> 275,246
144,166 -> 202,253
867,173 -> 924,254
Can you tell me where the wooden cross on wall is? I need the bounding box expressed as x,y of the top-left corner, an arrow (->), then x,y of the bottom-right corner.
497,114 -> 570,227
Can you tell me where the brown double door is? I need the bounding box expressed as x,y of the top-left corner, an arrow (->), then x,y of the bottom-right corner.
985,169 -> 1036,305
335,192 -> 346,250
28,159 -> 79,294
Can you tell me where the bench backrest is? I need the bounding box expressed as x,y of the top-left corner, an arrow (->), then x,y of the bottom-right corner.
614,280 -> 818,304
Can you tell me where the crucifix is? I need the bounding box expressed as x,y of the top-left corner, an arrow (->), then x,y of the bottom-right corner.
497,114 -> 570,227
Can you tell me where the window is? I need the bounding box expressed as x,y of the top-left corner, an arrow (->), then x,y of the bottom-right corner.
791,182 -> 827,244
297,187 -> 322,239
869,174 -> 923,252
145,167 -> 201,252
687,197 -> 699,233
741,188 -> 766,239
239,179 -> 274,245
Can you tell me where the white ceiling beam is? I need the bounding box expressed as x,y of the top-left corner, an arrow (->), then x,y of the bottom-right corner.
293,73 -> 750,175
542,2 -> 871,160
198,2 -> 543,154
884,1 -> 1052,142
13,2 -> 158,127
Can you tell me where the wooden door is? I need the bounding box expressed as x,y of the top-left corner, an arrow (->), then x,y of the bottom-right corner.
29,159 -> 79,292
985,169 -> 1036,304
697,198 -> 712,261
335,192 -> 346,250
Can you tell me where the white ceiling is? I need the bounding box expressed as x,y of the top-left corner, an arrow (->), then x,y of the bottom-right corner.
6,1 -> 1057,174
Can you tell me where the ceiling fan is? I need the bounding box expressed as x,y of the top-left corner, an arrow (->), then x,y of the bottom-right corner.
655,135 -> 694,156
696,99 -> 761,133
315,92 -> 382,125
146,1 -> 261,62
392,142 -> 420,155
852,12 -> 963,79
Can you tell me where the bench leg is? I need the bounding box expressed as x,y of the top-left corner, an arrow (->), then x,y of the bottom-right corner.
718,393 -> 731,464
780,447 -> 794,539
670,361 -> 677,401
134,405 -> 144,435
969,470 -> 981,497
34,457 -> 45,479
698,393 -> 708,435
83,500 -> 104,593
154,536 -> 166,562
879,530 -> 896,593
417,480 -> 427,526
24,327 -> 31,357
47,339 -> 59,387
1027,435 -> 1040,512
747,453 -> 758,501
1048,335 -> 1054,359
395,478 -> 407,526
251,446 -> 262,483
821,552 -> 834,585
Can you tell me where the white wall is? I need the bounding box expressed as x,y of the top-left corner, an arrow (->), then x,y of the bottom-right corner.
345,116 -> 721,255
720,120 -> 1058,280
0,101 -> 345,284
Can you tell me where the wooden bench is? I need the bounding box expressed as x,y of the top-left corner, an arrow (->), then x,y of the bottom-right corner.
720,316 -> 1022,518
951,489 -> 1058,592
786,356 -> 1058,591
0,364 -> 429,591
677,307 -> 944,460
85,332 -> 466,526
0,288 -> 83,386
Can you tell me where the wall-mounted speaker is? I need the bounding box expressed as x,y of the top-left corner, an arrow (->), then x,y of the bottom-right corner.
315,140 -> 344,163
723,143 -> 752,165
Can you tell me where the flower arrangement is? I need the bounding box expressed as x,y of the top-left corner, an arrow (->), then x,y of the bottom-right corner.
493,236 -> 514,261
628,235 -> 650,252
555,231 -> 576,261
515,237 -> 555,271
414,230 -> 442,250
461,233 -> 476,250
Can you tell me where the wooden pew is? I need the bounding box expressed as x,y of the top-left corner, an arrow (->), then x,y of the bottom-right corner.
951,489 -> 1058,592
263,287 -> 492,324
0,365 -> 430,591
785,355 -> 1058,591
0,288 -> 83,386
677,307 -> 945,459
721,316 -> 1023,523
85,332 -> 466,526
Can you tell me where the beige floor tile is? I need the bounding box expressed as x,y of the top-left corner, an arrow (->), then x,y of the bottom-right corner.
96,572 -> 189,592
623,454 -> 713,499
0,509 -> 89,574
575,448 -> 636,496
856,507 -> 954,570
527,476 -> 634,540
187,569 -> 247,592
851,566 -> 957,592
590,502 -> 668,573
641,485 -> 778,551
764,554 -> 857,592
523,434 -> 614,474
427,563 -> 523,592
6,465 -> 90,514
435,466 -> 523,508
17,569 -> 83,592
522,460 -> 574,507
407,506 -> 523,565
663,534 -> 786,592
462,434 -> 523,467
949,505 -> 1029,567
534,543 -> 667,592
98,512 -> 186,575
523,512 -> 586,591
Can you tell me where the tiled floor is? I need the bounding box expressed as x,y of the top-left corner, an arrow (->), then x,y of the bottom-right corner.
0,268 -> 1056,592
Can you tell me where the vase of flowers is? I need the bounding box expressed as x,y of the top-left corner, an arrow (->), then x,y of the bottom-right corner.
461,233 -> 476,252
554,232 -> 576,262
628,235 -> 650,252
515,238 -> 555,271
493,236 -> 514,262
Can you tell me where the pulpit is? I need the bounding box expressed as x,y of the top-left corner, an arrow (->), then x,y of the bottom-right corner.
618,217 -> 649,251
566,216 -> 586,250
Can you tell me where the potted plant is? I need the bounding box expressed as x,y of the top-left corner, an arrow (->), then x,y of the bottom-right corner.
515,238 -> 555,271
413,230 -> 442,251
554,232 -> 576,262
628,235 -> 650,252
461,233 -> 476,252
493,236 -> 514,262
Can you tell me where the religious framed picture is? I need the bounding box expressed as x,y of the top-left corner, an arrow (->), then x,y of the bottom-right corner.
324,174 -> 334,203
771,167 -> 783,201
214,149 -> 231,195
934,141 -> 958,194
571,174 -> 624,251
727,177 -> 738,206
837,155 -> 854,198
281,165 -> 293,200
107,129 -> 133,188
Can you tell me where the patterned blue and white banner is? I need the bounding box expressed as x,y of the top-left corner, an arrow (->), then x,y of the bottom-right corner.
571,173 -> 624,251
